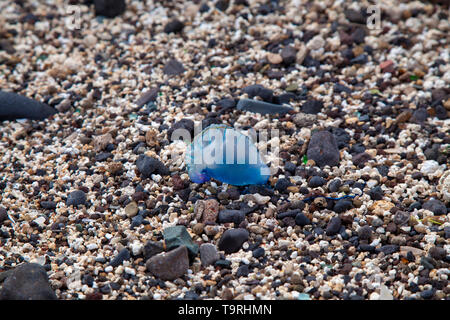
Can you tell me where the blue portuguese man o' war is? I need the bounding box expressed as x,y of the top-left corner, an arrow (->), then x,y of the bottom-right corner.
185,124 -> 270,186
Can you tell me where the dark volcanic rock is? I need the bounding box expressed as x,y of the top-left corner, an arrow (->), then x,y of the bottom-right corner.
281,46 -> 297,65
164,19 -> 184,33
307,131 -> 340,167
242,84 -> 274,102
143,241 -> 164,260
136,154 -> 170,178
135,87 -> 159,107
109,248 -> 131,267
422,199 -> 447,215
0,263 -> 57,300
236,98 -> 293,115
295,212 -> 311,226
167,118 -> 195,140
218,209 -> 246,225
66,190 -> 87,206
301,99 -> 324,114
344,9 -> 366,24
308,176 -> 326,188
368,186 -> 384,200
352,152 -> 371,167
146,246 -> 189,281
94,0 -> 126,18
329,127 -> 350,149
0,91 -> 57,121
163,59 -> 185,76
333,199 -> 353,213
326,217 -> 341,236
218,228 -> 249,254
274,178 -> 292,192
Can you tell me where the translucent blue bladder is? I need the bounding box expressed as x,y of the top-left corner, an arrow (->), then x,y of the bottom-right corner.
185,124 -> 270,186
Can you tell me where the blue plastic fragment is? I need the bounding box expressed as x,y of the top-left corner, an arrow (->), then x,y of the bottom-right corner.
185,124 -> 270,186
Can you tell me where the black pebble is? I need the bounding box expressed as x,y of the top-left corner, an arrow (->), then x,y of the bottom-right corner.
164,19 -> 184,34
163,59 -> 185,76
252,247 -> 265,258
368,186 -> 383,200
274,178 -> 291,193
109,248 -> 130,267
295,212 -> 311,227
66,190 -> 87,206
333,199 -> 353,213
301,99 -> 323,114
308,176 -> 326,188
358,225 -> 372,240
236,264 -> 249,277
325,217 -> 341,236
136,154 -> 170,178
328,179 -> 342,192
94,0 -> 126,18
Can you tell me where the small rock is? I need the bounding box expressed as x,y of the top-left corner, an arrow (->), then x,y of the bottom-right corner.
308,176 -> 326,188
167,118 -> 195,140
428,247 -> 446,260
66,190 -> 87,206
164,19 -> 184,34
267,52 -> 283,64
218,228 -> 249,254
326,217 -> 341,236
358,225 -> 372,240
393,211 -> 410,226
218,210 -> 246,225
420,289 -> 435,300
292,112 -> 317,127
295,212 -> 311,226
93,133 -> 113,152
274,178 -> 292,193
281,46 -> 297,65
236,265 -> 249,277
0,263 -> 56,300
143,241 -> 164,260
124,201 -> 138,217
199,243 -> 220,267
40,201 -> 56,210
94,0 -> 126,18
146,246 -> 189,281
368,186 -> 383,200
236,98 -> 293,115
136,155 -> 170,178
307,35 -> 325,51
352,152 -> 371,167
333,199 -> 353,213
301,99 -> 323,114
328,179 -> 342,193
135,87 -> 159,107
163,225 -> 199,259
0,91 -> 56,121
307,131 -> 340,167
194,199 -> 219,224
243,85 -> 273,102
252,247 -> 265,258
344,9 -> 366,24
420,160 -> 439,176
422,199 -> 447,215
378,245 -> 399,255
109,248 -> 130,267
163,59 -> 185,76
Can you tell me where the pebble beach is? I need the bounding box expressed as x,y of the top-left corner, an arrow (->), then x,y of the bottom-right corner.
0,0 -> 449,301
